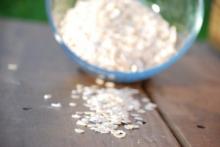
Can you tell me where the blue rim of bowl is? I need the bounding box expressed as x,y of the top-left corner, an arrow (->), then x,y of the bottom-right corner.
45,0 -> 204,83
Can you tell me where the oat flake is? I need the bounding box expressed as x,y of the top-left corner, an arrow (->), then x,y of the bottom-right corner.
50,103 -> 62,108
74,128 -> 85,134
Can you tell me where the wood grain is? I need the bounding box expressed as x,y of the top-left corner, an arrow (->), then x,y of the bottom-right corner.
0,19 -> 179,147
145,43 -> 220,147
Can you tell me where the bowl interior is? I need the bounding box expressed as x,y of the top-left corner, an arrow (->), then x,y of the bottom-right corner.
46,0 -> 203,82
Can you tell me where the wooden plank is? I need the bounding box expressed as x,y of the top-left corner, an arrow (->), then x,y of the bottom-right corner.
145,43 -> 220,147
0,19 -> 179,147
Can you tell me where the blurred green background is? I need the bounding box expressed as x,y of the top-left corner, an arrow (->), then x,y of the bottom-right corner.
0,0 -> 211,39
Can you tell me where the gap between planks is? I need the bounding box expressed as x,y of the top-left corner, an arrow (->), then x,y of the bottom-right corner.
141,81 -> 184,147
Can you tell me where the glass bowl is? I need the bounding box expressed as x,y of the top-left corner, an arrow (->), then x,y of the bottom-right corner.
46,0 -> 204,83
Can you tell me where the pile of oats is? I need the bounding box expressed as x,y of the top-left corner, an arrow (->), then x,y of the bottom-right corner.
70,80 -> 156,138
45,79 -> 157,138
59,0 -> 177,72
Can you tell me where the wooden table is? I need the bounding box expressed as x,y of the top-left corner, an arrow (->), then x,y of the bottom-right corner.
0,19 -> 219,147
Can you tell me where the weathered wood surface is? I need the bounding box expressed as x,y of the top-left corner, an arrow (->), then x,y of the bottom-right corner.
145,43 -> 220,147
0,19 -> 179,147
